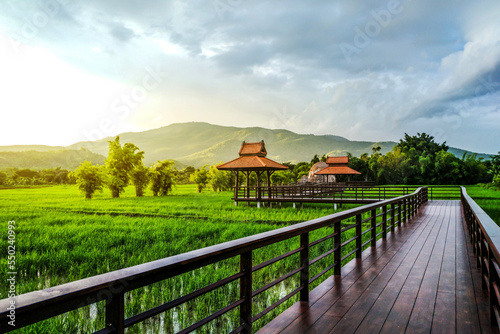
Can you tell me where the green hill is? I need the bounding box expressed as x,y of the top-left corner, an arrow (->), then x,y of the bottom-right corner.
0,122 -> 493,169
0,148 -> 105,170
65,122 -> 395,166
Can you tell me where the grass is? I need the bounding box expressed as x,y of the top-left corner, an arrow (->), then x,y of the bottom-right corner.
1,184 -> 498,333
466,185 -> 500,226
0,184 -> 365,333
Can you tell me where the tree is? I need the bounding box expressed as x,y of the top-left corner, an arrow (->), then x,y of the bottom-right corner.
460,153 -> 489,185
69,161 -> 105,199
490,152 -> 500,177
494,173 -> 500,190
310,154 -> 320,164
434,151 -> 461,185
207,164 -> 232,192
176,166 -> 196,184
13,169 -> 40,182
271,170 -> 295,185
0,171 -> 7,185
131,164 -> 150,197
150,160 -> 176,196
394,133 -> 449,184
397,133 -> 448,156
105,136 -> 144,198
190,167 -> 209,192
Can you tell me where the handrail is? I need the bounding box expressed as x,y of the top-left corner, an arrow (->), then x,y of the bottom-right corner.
0,187 -> 428,333
461,186 -> 500,327
235,185 -> 457,203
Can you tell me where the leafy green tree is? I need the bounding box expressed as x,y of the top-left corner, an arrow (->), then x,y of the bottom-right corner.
150,160 -> 176,196
434,151 -> 461,185
176,166 -> 196,184
394,133 -> 449,184
493,173 -> 500,190
207,164 -> 232,192
294,162 -> 311,182
490,152 -> 500,177
310,154 -> 320,164
397,133 -> 448,156
69,161 -> 105,199
105,136 -> 144,198
376,148 -> 405,184
40,167 -> 71,184
131,164 -> 150,197
271,170 -> 295,185
190,167 -> 209,192
0,171 -> 7,185
13,169 -> 40,182
460,153 -> 489,185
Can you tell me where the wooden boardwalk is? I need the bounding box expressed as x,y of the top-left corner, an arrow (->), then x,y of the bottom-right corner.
258,201 -> 499,334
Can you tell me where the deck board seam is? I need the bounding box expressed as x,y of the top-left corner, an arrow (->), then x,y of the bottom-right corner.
378,201 -> 448,333
274,204 -> 433,334
404,200 -> 450,332
321,202 -> 443,334
353,202 -> 447,333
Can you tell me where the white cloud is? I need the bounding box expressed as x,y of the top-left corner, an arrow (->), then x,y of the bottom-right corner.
0,0 -> 498,153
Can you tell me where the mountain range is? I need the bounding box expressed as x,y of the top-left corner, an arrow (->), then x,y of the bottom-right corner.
0,122 -> 492,170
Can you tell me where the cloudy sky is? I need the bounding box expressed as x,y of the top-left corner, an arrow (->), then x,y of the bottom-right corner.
0,0 -> 499,153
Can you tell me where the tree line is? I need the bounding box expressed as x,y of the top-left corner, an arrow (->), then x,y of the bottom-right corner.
3,133 -> 499,197
70,137 -> 234,199
0,167 -> 73,186
270,133 -> 500,189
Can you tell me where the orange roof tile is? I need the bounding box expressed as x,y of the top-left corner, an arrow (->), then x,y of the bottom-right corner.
239,141 -> 267,157
315,166 -> 361,175
326,156 -> 349,165
217,156 -> 288,171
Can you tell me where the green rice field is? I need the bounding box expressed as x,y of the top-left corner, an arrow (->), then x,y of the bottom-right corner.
0,184 -> 498,333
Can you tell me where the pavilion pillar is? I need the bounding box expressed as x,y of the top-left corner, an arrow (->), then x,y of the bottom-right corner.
256,171 -> 262,208
245,171 -> 250,206
266,170 -> 273,202
234,171 -> 239,206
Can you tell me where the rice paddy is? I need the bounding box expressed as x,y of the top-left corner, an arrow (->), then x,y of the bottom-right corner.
0,184 -> 498,333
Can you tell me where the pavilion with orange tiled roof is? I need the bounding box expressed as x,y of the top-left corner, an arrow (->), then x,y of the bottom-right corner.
314,156 -> 361,182
217,140 -> 288,206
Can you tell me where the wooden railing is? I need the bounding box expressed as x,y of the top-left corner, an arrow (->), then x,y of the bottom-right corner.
0,188 -> 428,333
235,185 -> 457,203
461,186 -> 500,327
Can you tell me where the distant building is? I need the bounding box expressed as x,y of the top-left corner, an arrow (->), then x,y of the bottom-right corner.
312,156 -> 361,182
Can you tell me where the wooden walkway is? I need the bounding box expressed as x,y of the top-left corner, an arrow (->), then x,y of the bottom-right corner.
258,201 -> 499,334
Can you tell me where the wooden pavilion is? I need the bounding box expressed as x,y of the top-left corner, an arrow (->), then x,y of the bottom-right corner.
314,156 -> 361,182
217,140 -> 288,206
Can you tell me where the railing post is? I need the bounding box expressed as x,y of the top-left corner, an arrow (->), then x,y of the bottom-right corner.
334,220 -> 341,276
398,201 -> 402,228
371,209 -> 377,247
490,256 -> 500,327
477,229 -> 483,269
410,197 -> 414,217
403,199 -> 407,223
482,233 -> 488,291
300,233 -> 310,302
382,205 -> 387,239
391,203 -> 396,232
356,214 -> 362,258
106,293 -> 124,334
240,251 -> 253,333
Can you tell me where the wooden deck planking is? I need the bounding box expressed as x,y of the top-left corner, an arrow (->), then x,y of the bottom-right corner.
257,201 -> 499,334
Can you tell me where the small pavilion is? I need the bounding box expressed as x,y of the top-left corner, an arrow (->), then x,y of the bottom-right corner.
314,156 -> 361,182
217,140 -> 288,206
